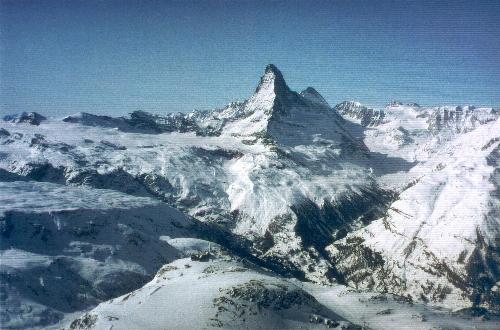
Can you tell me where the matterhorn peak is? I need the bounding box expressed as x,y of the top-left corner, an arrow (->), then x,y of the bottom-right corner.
254,64 -> 290,96
265,63 -> 280,75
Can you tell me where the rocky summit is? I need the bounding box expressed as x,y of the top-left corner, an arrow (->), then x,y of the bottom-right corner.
1,65 -> 499,329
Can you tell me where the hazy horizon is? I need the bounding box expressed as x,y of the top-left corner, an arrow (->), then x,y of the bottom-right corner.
1,0 -> 500,117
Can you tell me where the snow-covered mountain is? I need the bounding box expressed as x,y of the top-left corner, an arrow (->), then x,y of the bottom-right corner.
0,65 -> 386,285
328,118 -> 500,310
1,65 -> 498,329
333,100 -> 499,311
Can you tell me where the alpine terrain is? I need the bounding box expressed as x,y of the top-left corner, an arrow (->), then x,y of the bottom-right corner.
1,65 -> 498,329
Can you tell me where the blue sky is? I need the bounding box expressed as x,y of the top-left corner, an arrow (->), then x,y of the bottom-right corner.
1,0 -> 499,117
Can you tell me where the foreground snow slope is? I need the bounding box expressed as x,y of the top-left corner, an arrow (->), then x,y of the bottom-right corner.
67,247 -> 498,330
303,282 -> 500,330
66,249 -> 355,330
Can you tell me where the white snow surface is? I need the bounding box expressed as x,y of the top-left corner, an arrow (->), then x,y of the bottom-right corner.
65,256 -> 352,330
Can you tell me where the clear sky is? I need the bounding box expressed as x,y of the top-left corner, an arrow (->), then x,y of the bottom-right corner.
1,0 -> 499,117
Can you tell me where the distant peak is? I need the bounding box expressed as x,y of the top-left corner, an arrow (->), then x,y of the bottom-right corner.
300,87 -> 329,107
303,87 -> 319,94
3,111 -> 46,126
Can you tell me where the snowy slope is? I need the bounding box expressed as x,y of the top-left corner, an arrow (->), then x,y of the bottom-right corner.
66,249 -> 355,330
67,248 -> 499,330
327,118 -> 500,311
302,282 -> 500,330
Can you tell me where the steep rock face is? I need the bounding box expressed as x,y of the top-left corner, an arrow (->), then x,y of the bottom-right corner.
427,106 -> 498,134
326,120 -> 500,311
221,64 -> 305,137
219,65 -> 360,152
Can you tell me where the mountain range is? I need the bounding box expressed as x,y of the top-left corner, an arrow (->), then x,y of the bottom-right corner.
1,65 -> 498,329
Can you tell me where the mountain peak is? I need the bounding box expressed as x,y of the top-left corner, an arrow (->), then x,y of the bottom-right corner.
3,112 -> 46,126
255,64 -> 290,96
302,87 -> 319,94
300,87 -> 329,107
264,64 -> 281,75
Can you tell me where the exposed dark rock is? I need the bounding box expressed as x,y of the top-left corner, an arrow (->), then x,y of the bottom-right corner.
190,147 -> 243,160
428,106 -> 498,133
100,140 -> 126,150
211,279 -> 332,327
376,308 -> 392,315
69,313 -> 98,329
63,113 -> 132,131
17,162 -> 66,184
0,128 -> 10,137
67,168 -> 150,197
191,251 -> 212,262
3,112 -> 46,125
